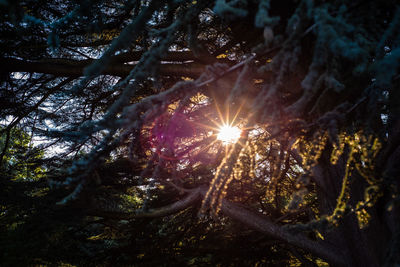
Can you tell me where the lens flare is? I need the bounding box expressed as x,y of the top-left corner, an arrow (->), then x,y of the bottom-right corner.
217,124 -> 241,144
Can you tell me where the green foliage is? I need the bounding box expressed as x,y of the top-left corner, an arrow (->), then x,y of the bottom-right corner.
1,127 -> 45,180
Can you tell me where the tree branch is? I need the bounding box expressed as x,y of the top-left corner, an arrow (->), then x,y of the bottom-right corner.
0,57 -> 206,78
0,78 -> 73,166
88,186 -> 203,220
88,184 -> 346,266
217,196 -> 347,266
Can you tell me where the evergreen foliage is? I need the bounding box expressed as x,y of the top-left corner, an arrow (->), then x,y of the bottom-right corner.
1,0 -> 400,266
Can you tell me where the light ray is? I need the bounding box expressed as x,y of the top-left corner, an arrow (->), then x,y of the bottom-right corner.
193,118 -> 222,131
213,98 -> 225,129
230,101 -> 245,127
226,104 -> 230,126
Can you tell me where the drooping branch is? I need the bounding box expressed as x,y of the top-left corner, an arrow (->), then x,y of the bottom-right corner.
219,197 -> 347,266
88,185 -> 346,266
0,57 -> 206,78
88,186 -> 204,220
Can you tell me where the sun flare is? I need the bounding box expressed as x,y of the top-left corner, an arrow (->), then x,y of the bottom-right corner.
217,124 -> 241,144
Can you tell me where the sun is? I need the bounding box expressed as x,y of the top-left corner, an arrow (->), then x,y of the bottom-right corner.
217,124 -> 241,144
189,96 -> 246,147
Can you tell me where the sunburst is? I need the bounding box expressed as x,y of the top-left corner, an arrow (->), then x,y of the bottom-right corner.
192,97 -> 247,147
217,124 -> 241,144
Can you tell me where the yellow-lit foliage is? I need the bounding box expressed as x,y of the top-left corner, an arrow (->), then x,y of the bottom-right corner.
293,131 -> 328,171
291,130 -> 382,228
85,29 -> 120,42
330,132 -> 381,227
294,130 -> 382,227
215,126 -> 303,214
